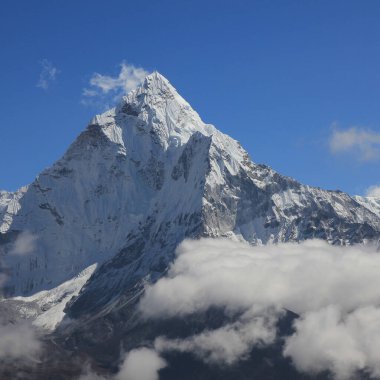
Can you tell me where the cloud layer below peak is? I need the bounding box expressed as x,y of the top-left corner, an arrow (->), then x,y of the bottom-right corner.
137,238 -> 380,380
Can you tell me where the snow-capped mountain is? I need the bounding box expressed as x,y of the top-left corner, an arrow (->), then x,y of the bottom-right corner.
1,72 -> 380,378
2,72 -> 380,296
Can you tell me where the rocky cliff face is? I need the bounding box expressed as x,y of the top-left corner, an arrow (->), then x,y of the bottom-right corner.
1,73 -> 380,378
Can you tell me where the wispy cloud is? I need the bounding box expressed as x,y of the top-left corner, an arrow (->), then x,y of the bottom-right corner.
366,185 -> 380,198
36,59 -> 60,90
9,231 -> 37,256
138,238 -> 380,380
155,306 -> 279,365
329,125 -> 380,161
82,62 -> 150,108
0,322 -> 42,362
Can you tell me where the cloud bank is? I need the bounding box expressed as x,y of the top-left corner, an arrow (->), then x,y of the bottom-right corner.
284,305 -> 380,380
329,126 -> 380,161
137,238 -> 380,379
82,62 -> 150,108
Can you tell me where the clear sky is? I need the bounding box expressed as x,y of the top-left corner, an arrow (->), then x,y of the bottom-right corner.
1,0 -> 380,195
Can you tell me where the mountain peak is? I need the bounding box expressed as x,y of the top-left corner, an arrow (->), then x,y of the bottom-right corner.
143,71 -> 170,87
3,72 -> 380,380
118,70 -> 183,109
141,70 -> 182,102
112,70 -> 216,148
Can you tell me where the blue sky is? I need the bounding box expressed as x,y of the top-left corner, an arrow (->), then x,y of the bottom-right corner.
1,0 -> 380,195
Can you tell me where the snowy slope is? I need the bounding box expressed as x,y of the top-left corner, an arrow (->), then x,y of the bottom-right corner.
1,72 -> 380,331
2,263 -> 96,331
353,195 -> 380,219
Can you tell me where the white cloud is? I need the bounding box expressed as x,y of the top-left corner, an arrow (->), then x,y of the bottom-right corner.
82,62 -> 150,108
9,231 -> 37,255
36,59 -> 59,90
155,306 -> 280,365
366,185 -> 380,198
76,348 -> 166,380
0,322 -> 42,362
115,348 -> 166,380
138,238 -> 380,379
284,305 -> 380,380
329,126 -> 380,161
140,239 -> 380,318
